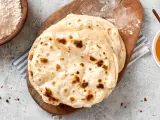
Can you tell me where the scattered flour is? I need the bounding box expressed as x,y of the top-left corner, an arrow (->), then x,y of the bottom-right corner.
0,0 -> 22,39
98,0 -> 141,35
99,0 -> 121,18
114,6 -> 141,35
80,0 -> 142,35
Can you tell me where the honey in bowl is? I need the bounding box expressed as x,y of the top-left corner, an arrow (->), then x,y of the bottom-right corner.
156,36 -> 160,62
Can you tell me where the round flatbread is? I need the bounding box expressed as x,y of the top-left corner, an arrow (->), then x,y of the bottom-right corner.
28,29 -> 118,108
46,14 -> 126,72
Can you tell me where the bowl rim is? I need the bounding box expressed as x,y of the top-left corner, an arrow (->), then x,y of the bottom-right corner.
152,31 -> 160,67
0,0 -> 28,45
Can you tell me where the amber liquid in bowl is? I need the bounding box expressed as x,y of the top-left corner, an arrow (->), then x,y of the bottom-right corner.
156,36 -> 160,62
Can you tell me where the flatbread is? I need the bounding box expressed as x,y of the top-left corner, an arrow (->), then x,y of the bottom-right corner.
28,29 -> 118,108
46,14 -> 126,72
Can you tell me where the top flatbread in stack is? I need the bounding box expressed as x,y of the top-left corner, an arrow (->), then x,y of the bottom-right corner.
28,14 -> 126,108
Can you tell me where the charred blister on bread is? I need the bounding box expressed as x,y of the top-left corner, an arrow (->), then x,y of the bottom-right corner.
29,71 -> 33,78
73,40 -> 83,48
80,63 -> 84,67
86,94 -> 94,101
96,60 -> 104,67
49,37 -> 53,41
82,82 -> 88,88
89,56 -> 97,61
50,46 -> 53,49
60,58 -> 64,61
76,71 -> 80,74
77,19 -> 81,22
102,65 -> 108,71
64,88 -> 68,93
96,84 -> 104,89
40,42 -> 43,45
52,81 -> 56,85
72,75 -> 80,84
56,64 -> 61,71
44,88 -> 59,102
29,52 -> 34,61
44,43 -> 48,46
57,38 -> 67,45
68,35 -> 73,39
97,45 -> 101,48
80,56 -> 84,59
70,97 -> 76,102
40,58 -> 48,63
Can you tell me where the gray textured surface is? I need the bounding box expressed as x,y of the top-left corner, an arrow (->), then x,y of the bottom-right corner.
0,0 -> 160,120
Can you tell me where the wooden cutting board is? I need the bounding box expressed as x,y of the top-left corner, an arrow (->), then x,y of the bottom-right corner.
0,0 -> 28,45
27,0 -> 144,115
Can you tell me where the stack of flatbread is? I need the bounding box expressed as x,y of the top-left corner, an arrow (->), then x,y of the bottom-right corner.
28,14 -> 126,108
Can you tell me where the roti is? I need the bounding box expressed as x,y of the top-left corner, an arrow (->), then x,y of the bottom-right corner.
28,29 -> 118,108
28,14 -> 126,108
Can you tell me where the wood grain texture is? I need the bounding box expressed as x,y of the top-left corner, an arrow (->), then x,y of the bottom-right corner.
27,0 -> 144,115
0,0 -> 28,45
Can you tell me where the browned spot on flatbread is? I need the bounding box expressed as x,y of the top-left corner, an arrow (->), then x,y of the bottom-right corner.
57,38 -> 67,45
82,82 -> 88,88
49,37 -> 52,41
64,88 -> 68,93
102,65 -> 108,71
72,75 -> 80,84
29,53 -> 34,61
70,97 -> 76,102
88,26 -> 93,30
80,56 -> 84,59
97,45 -> 101,48
89,56 -> 97,61
29,71 -> 33,77
50,46 -> 53,49
98,79 -> 102,83
76,71 -> 80,74
40,58 -> 48,63
86,94 -> 93,101
40,42 -> 43,45
44,88 -> 59,102
44,43 -> 48,46
52,81 -> 56,85
73,40 -> 83,48
97,84 -> 104,89
56,64 -> 61,71
80,63 -> 84,67
68,35 -> 73,39
96,60 -> 104,67
60,58 -> 64,61
107,28 -> 111,32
